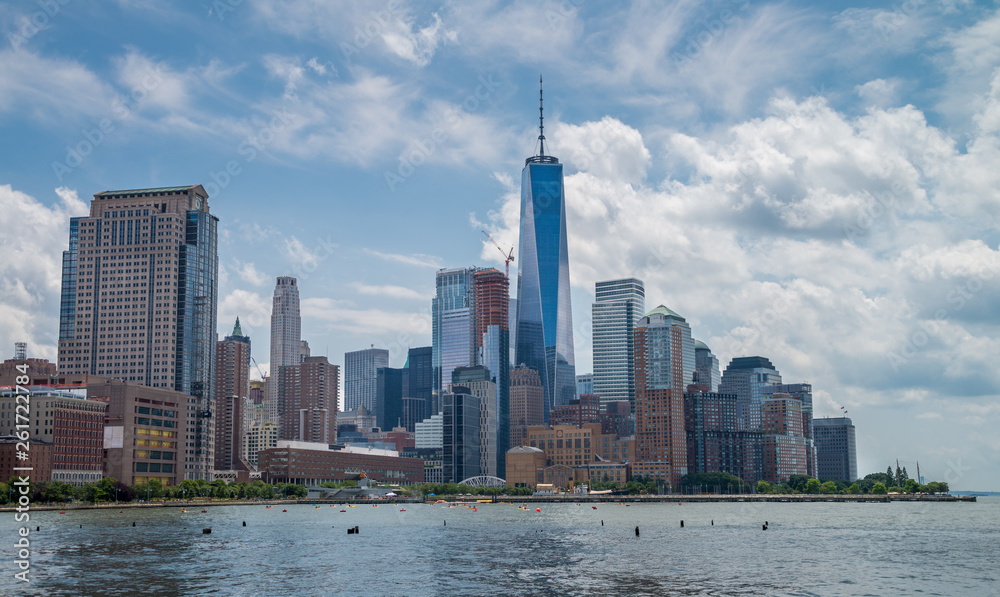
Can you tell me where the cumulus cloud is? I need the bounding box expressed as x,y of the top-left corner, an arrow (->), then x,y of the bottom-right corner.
350,282 -> 429,301
0,185 -> 88,361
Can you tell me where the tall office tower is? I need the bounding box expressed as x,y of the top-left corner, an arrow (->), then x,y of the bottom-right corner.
56,185 -> 219,480
432,267 -> 478,410
401,397 -> 426,432
633,305 -> 694,491
299,340 -> 310,362
814,417 -> 858,482
442,389 -> 482,483
278,356 -> 339,444
474,268 -> 510,478
375,367 -> 405,431
576,373 -> 594,396
344,347 -> 389,411
448,366 -> 498,478
720,357 -> 782,432
509,366 -> 545,450
214,318 -> 251,471
592,278 -> 645,409
764,383 -> 816,477
508,298 -> 517,366
693,340 -> 721,392
268,276 -> 300,434
404,346 -> 433,420
515,79 -> 576,420
600,400 -> 633,438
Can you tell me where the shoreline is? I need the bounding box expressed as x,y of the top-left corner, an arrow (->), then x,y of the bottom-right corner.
3,493 -> 975,512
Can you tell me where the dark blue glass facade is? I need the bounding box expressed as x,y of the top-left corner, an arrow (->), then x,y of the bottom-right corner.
515,161 -> 576,421
58,217 -> 82,342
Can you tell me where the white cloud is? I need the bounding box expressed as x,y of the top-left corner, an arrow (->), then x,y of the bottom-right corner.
233,259 -> 269,286
350,282 -> 429,301
217,289 -> 270,340
364,249 -> 442,269
857,78 -> 903,107
0,185 -> 88,361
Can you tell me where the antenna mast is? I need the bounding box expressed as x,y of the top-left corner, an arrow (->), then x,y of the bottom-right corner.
538,75 -> 545,156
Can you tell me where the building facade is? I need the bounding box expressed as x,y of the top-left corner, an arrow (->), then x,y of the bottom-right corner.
375,367 -> 404,432
268,277 -> 301,432
720,356 -> 783,432
814,417 -> 858,482
214,318 -> 251,472
56,185 -> 219,480
473,268 -> 510,479
344,348 -> 389,412
432,267 -> 478,409
278,356 -> 339,445
509,366 -> 545,450
693,340 -> 721,392
592,278 -> 645,409
441,390 -> 481,483
633,305 -> 693,491
257,441 -> 424,485
404,346 -> 433,421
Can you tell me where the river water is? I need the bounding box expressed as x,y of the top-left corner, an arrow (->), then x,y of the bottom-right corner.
0,497 -> 996,596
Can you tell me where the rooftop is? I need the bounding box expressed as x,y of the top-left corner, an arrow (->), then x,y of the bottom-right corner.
645,305 -> 684,319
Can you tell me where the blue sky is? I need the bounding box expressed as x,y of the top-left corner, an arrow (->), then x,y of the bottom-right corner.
1,0 -> 999,490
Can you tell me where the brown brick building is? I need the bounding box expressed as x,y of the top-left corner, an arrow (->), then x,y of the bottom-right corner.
509,366 -> 544,449
278,356 -> 339,444
257,442 -> 424,485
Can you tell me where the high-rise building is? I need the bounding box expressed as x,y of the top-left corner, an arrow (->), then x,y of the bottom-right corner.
243,421 -> 278,467
550,394 -> 601,428
575,373 -> 593,397
592,278 -> 645,409
447,366 -> 497,478
764,383 -> 816,477
56,185 -> 219,480
432,267 -> 478,408
684,390 -> 746,478
344,348 -> 389,412
474,268 -> 510,478
278,356 -> 339,445
268,277 -> 301,433
719,356 -> 782,432
761,395 -> 809,483
214,318 -> 251,472
693,340 -> 721,392
599,400 -> 633,438
375,367 -> 404,431
404,346 -> 433,420
442,389 -> 481,483
515,79 -> 576,421
633,305 -> 693,491
509,366 -> 544,449
814,417 -> 857,482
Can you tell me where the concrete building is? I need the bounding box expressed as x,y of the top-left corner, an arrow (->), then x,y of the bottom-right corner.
243,421 -> 278,468
592,278 -> 645,409
505,445 -> 546,487
520,423 -> 633,488
344,348 -> 389,412
415,413 -> 443,449
278,356 -> 339,445
633,305 -> 693,491
599,400 -> 633,438
474,267 -> 510,479
509,366 -> 544,449
56,185 -> 219,480
268,277 -> 301,432
0,437 -> 52,486
90,380 -> 188,487
814,417 -> 858,482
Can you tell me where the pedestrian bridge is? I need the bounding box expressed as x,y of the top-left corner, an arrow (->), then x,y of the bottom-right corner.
458,476 -> 506,488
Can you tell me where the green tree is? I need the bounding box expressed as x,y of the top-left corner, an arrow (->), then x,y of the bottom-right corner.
846,483 -> 860,494
757,480 -> 772,494
787,474 -> 812,492
871,482 -> 887,495
805,478 -> 821,494
903,478 -> 920,494
819,481 -> 838,494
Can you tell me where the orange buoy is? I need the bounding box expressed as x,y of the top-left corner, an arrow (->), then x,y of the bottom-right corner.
536,508 -> 541,512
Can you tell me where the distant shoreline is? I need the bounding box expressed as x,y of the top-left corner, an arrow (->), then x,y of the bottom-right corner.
2,493 -> 976,512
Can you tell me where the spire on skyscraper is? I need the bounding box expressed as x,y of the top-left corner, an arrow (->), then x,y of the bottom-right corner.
538,74 -> 546,157
232,317 -> 243,337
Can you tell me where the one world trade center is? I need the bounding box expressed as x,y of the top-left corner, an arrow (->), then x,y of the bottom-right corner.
515,77 -> 576,421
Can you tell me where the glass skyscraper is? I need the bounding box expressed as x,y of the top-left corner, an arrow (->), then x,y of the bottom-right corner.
592,278 -> 645,409
515,79 -> 576,421
432,267 -> 478,410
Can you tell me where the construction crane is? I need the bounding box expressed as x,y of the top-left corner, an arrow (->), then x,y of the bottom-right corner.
482,230 -> 515,278
250,356 -> 268,381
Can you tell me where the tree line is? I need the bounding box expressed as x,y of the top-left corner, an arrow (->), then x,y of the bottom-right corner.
0,477 -> 308,505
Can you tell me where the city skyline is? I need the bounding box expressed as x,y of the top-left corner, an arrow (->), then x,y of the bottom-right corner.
1,2 -> 999,490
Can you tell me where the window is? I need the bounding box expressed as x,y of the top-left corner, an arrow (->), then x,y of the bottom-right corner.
135,462 -> 148,472
138,407 -> 150,414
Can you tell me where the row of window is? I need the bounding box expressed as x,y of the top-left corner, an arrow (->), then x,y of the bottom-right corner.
135,462 -> 173,473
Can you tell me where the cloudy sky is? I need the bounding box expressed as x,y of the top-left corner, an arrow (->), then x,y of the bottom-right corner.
1,1 -> 998,490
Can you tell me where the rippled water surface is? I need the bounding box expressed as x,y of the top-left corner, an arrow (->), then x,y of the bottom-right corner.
0,497 -> 997,596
